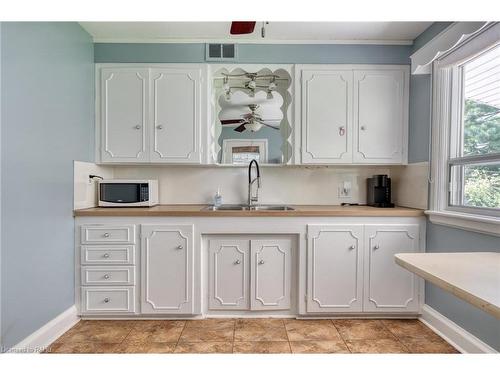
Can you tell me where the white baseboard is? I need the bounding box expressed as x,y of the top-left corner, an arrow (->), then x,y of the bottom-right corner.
8,305 -> 80,353
419,304 -> 497,354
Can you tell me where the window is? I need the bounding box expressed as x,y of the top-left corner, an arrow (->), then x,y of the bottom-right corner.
429,24 -> 500,235
448,45 -> 500,214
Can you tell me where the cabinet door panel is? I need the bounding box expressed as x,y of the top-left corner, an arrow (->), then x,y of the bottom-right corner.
101,68 -> 149,162
141,225 -> 193,314
354,70 -> 405,164
151,68 -> 201,163
301,70 -> 353,163
208,239 -> 249,310
364,224 -> 420,312
307,225 -> 363,313
250,238 -> 292,310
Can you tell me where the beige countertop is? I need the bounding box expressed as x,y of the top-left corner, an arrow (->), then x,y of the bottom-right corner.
74,204 -> 424,217
395,252 -> 500,319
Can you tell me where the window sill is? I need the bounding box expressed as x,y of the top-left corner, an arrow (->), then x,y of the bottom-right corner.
425,210 -> 500,237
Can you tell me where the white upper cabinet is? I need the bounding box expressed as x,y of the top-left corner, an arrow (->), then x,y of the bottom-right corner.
363,224 -> 420,313
297,65 -> 408,165
141,225 -> 194,314
97,64 -> 205,164
306,225 -> 363,313
353,69 -> 408,164
301,69 -> 353,164
100,68 -> 149,162
151,68 -> 202,163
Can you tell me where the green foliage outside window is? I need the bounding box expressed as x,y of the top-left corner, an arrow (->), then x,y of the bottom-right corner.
462,99 -> 500,209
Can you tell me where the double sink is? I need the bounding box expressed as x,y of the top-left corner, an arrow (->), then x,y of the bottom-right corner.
203,204 -> 295,211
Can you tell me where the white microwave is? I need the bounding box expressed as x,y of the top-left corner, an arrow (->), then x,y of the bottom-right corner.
98,180 -> 159,207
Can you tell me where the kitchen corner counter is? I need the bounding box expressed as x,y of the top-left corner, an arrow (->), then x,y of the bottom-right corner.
74,205 -> 424,217
395,252 -> 500,319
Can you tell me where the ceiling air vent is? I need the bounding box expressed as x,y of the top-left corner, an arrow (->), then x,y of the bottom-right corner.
206,43 -> 237,61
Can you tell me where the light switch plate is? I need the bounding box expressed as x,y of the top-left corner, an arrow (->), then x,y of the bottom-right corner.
338,180 -> 352,198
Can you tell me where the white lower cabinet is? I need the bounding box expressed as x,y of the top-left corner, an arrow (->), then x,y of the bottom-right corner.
208,239 -> 250,310
208,236 -> 292,311
141,225 -> 194,314
363,224 -> 420,313
306,225 -> 363,313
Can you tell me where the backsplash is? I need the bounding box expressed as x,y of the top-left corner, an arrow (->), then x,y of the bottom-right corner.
111,165 -> 392,205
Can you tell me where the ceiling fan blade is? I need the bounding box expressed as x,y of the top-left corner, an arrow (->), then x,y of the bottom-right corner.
255,119 -> 280,130
221,119 -> 245,125
230,22 -> 256,35
234,124 -> 247,132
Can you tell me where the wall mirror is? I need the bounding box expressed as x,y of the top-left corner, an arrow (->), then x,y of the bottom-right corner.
211,67 -> 292,165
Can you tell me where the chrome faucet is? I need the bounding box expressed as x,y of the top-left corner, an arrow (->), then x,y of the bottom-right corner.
248,159 -> 261,207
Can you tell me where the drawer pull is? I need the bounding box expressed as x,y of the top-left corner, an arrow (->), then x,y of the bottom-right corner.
104,274 -> 110,279
104,298 -> 110,303
103,233 -> 110,238
103,253 -> 110,258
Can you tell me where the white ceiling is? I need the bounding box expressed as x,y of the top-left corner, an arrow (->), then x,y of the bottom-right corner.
80,22 -> 433,44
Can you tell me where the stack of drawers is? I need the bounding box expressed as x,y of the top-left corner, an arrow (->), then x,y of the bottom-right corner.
80,225 -> 137,314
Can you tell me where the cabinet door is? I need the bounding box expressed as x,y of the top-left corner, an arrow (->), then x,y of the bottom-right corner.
363,224 -> 420,313
301,70 -> 353,164
353,69 -> 407,164
306,225 -> 363,313
150,68 -> 202,163
141,225 -> 193,314
100,68 -> 149,162
208,239 -> 249,310
250,238 -> 292,310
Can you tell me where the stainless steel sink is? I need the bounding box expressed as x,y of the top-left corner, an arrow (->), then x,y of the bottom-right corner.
203,204 -> 295,211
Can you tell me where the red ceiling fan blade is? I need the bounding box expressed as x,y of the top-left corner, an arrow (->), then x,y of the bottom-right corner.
230,22 -> 256,35
234,124 -> 247,132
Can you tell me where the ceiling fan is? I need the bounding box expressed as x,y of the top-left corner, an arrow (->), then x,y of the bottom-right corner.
220,104 -> 280,133
230,22 -> 268,37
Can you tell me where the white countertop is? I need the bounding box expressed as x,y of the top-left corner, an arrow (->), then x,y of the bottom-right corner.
395,252 -> 500,319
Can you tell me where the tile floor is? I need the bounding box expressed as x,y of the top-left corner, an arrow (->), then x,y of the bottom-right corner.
44,318 -> 459,354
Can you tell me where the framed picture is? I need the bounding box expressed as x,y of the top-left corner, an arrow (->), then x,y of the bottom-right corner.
221,139 -> 268,165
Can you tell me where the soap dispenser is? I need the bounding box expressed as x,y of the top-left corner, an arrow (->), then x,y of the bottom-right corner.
214,187 -> 223,208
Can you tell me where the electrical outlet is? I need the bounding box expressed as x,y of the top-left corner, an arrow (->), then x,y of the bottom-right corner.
338,180 -> 352,198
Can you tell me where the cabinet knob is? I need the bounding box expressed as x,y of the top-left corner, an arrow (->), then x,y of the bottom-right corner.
361,126 -> 366,131
104,274 -> 110,279
339,126 -> 346,136
177,245 -> 184,250
104,298 -> 110,303
135,125 -> 142,129
349,245 -> 355,250
374,245 -> 380,250
103,253 -> 110,258
258,260 -> 265,265
103,232 -> 110,238
157,125 -> 164,130
234,260 -> 241,265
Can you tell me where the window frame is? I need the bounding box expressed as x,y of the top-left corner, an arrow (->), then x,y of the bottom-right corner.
428,25 -> 500,236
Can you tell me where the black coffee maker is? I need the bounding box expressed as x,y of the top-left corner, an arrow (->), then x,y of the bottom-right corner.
366,174 -> 394,208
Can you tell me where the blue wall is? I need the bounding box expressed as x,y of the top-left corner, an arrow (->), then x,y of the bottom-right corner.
410,23 -> 500,351
0,22 -> 94,349
94,43 -> 412,64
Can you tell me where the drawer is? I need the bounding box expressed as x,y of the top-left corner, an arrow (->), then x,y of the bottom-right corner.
81,245 -> 135,265
81,287 -> 135,314
81,266 -> 135,286
81,225 -> 135,244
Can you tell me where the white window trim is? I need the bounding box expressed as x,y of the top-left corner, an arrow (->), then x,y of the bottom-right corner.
427,23 -> 500,237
